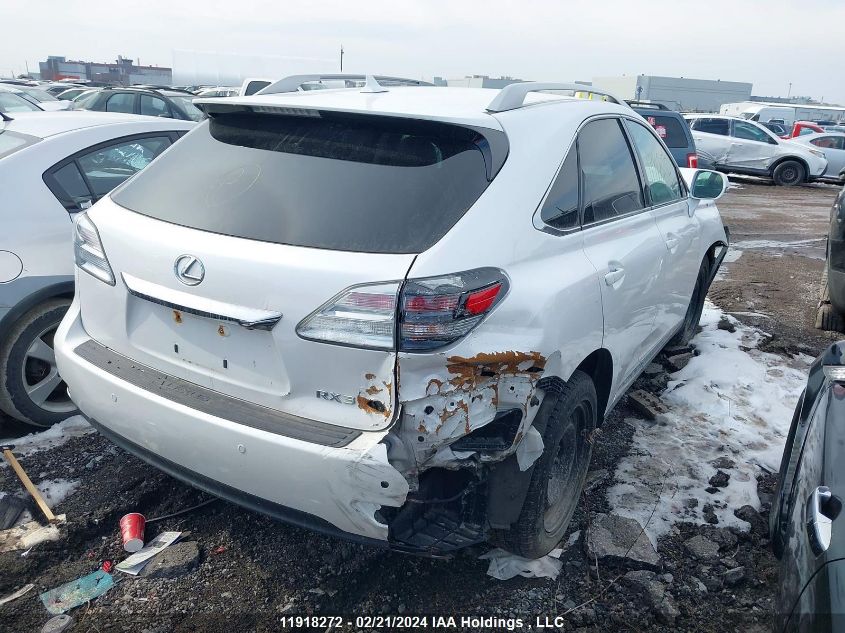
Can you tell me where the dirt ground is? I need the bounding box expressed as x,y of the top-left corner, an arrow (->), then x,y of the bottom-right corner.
0,180 -> 842,633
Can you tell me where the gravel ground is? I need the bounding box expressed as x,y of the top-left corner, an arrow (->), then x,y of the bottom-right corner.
0,180 -> 839,632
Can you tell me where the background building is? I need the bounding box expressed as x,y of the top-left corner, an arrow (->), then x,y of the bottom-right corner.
431,75 -> 525,89
38,55 -> 171,86
592,74 -> 753,112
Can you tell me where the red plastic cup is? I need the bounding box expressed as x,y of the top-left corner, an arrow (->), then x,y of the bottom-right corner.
119,513 -> 145,552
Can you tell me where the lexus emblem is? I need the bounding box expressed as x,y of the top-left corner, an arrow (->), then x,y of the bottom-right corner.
174,255 -> 205,286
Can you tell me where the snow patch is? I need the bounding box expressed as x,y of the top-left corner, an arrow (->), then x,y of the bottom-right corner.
0,416 -> 92,457
607,302 -> 809,545
37,479 -> 80,508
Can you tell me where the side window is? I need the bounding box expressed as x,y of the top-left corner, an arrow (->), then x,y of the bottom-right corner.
579,119 -> 645,225
691,118 -> 729,136
140,95 -> 170,118
105,93 -> 135,113
539,148 -> 579,230
76,136 -> 172,198
46,162 -> 94,212
626,121 -> 683,205
733,120 -> 776,144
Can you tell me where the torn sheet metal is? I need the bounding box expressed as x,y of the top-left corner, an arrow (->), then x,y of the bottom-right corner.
40,569 -> 115,614
480,546 -> 564,580
398,350 -> 547,471
515,426 -> 544,471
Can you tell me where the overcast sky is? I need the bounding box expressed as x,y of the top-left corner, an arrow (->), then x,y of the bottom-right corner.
2,0 -> 843,104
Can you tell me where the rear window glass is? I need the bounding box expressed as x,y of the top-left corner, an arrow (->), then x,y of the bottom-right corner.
642,115 -> 689,148
0,131 -> 40,159
111,111 -> 505,254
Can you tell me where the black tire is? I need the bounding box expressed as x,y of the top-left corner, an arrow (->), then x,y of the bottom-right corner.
492,370 -> 597,558
772,160 -> 806,186
669,256 -> 711,347
0,299 -> 77,427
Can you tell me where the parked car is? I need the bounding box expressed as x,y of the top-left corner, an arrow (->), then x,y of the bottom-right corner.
240,77 -> 274,96
0,83 -> 70,111
685,114 -> 828,186
0,111 -> 194,427
0,89 -> 43,114
55,80 -> 730,556
627,101 -> 707,169
823,185 -> 845,319
770,339 -> 845,631
194,87 -> 239,98
792,133 -> 845,183
55,87 -> 91,101
44,83 -> 85,96
789,121 -> 825,138
75,87 -> 204,121
761,121 -> 790,138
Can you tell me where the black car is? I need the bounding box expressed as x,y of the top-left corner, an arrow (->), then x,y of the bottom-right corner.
627,101 -> 712,169
817,186 -> 845,333
75,87 -> 204,121
771,342 -> 845,631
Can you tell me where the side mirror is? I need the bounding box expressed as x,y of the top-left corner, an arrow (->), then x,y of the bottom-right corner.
690,170 -> 728,201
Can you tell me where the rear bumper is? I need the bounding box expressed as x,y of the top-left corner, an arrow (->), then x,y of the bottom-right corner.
54,299 -> 409,543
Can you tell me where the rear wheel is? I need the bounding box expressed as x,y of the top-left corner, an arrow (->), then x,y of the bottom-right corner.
772,160 -> 806,186
0,299 -> 77,427
492,370 -> 596,558
669,256 -> 711,347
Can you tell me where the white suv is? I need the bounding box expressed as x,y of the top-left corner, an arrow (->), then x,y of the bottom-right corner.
685,114 -> 828,186
55,80 -> 729,557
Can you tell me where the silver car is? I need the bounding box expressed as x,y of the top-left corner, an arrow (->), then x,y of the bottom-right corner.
792,132 -> 845,183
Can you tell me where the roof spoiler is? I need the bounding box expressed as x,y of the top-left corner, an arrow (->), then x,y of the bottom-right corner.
257,74 -> 433,95
486,82 -> 625,113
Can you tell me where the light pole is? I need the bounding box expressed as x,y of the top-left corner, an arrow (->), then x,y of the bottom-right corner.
340,45 -> 344,72
788,82 -> 792,98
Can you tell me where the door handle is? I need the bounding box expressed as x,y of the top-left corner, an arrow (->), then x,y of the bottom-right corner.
807,486 -> 833,554
604,266 -> 625,286
665,234 -> 680,251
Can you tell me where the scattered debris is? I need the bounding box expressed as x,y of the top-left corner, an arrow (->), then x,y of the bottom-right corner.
723,566 -> 746,586
41,614 -> 74,633
115,531 -> 181,576
101,560 -> 113,573
585,513 -> 660,568
0,514 -> 66,553
480,546 -> 564,580
0,583 -> 34,606
623,570 -> 681,625
140,541 -> 200,579
584,469 -> 608,492
684,534 -> 720,561
665,352 -> 694,372
2,444 -> 57,522
717,316 -> 737,333
40,569 -> 115,614
627,390 -> 669,421
119,512 -> 146,552
709,470 -> 730,488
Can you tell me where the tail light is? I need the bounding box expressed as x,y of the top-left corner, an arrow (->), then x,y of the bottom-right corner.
73,212 -> 115,285
687,153 -> 698,168
296,268 -> 508,351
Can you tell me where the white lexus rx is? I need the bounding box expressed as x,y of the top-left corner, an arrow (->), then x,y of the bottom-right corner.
55,79 -> 729,557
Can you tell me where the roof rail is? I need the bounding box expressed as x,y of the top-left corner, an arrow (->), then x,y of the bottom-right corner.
486,82 -> 624,113
258,74 -> 433,95
625,100 -> 669,110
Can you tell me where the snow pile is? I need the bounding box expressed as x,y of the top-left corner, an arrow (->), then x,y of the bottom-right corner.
36,478 -> 81,507
0,416 -> 92,457
607,302 -> 810,545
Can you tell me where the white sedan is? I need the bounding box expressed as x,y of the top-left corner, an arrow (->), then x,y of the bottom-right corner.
0,111 -> 194,427
792,132 -> 845,183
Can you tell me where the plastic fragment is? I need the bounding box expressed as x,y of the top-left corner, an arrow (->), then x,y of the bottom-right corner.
40,569 -> 115,614
480,546 -> 564,580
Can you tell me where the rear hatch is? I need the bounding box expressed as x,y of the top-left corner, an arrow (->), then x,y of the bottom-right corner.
80,107 -> 501,432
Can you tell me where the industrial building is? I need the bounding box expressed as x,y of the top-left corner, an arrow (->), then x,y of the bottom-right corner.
592,75 -> 753,112
431,75 -> 525,89
38,55 -> 172,86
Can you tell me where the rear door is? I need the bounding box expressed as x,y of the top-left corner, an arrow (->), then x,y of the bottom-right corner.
578,117 -> 665,392
624,118 -> 699,337
689,117 -> 732,165
84,110 -> 503,432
